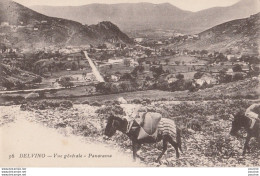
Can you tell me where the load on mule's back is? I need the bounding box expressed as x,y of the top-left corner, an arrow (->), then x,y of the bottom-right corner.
104,100 -> 182,163
230,104 -> 260,155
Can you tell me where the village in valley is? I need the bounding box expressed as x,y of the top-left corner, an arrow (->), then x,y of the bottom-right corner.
0,25 -> 259,100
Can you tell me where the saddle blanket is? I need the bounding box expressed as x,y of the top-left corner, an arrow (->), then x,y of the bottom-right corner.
137,112 -> 162,140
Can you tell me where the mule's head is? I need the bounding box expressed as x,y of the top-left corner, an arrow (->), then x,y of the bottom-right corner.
104,115 -> 121,137
230,111 -> 247,136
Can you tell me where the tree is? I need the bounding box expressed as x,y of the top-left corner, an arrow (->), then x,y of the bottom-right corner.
176,73 -> 184,80
175,61 -> 180,65
2,80 -> 14,90
232,64 -> 242,72
137,58 -> 145,65
59,77 -> 74,88
150,65 -> 164,79
200,50 -> 208,56
145,49 -> 152,57
233,73 -> 244,81
71,62 -> 78,71
165,59 -> 170,65
32,76 -> 42,84
194,72 -> 204,79
123,59 -> 131,67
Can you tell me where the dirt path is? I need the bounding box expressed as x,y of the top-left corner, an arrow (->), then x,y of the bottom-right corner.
0,106 -> 143,167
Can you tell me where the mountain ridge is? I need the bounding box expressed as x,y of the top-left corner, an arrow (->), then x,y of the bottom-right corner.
172,12 -> 260,54
0,0 -> 133,49
30,0 -> 260,33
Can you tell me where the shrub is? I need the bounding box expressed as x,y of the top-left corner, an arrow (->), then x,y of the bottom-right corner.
187,119 -> 202,131
131,98 -> 142,104
176,73 -> 184,80
82,101 -> 90,105
194,72 -> 204,79
232,64 -> 242,72
20,100 -> 73,111
233,73 -> 244,81
90,101 -> 102,107
2,80 -> 14,90
32,76 -> 42,83
204,135 -> 237,158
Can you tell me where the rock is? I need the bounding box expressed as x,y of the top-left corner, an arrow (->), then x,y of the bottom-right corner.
117,97 -> 128,104
25,92 -> 39,99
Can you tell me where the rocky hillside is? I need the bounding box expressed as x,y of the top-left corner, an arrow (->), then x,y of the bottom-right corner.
173,12 -> 260,54
31,0 -> 260,33
179,0 -> 260,33
0,63 -> 39,90
0,0 -> 132,49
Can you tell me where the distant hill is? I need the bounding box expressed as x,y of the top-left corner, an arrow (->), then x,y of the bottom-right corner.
31,0 -> 260,33
0,0 -> 132,49
179,0 -> 260,33
173,12 -> 260,54
31,3 -> 192,32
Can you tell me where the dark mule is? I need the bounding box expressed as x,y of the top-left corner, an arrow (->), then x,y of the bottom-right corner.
230,111 -> 260,155
104,114 -> 182,163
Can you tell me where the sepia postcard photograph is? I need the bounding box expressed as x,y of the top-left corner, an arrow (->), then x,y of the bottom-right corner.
0,0 -> 260,168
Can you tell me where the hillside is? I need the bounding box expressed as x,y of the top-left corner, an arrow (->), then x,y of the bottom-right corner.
0,0 -> 132,49
0,63 -> 39,90
171,12 -> 260,54
179,0 -> 260,33
31,0 -> 260,33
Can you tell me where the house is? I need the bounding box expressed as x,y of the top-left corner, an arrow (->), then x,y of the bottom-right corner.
134,38 -> 144,43
1,22 -> 9,26
108,58 -> 124,64
195,73 -> 218,85
111,75 -> 120,82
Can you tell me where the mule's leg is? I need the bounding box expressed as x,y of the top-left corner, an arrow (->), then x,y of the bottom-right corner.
168,137 -> 180,158
132,140 -> 138,161
243,136 -> 251,155
156,138 -> 168,164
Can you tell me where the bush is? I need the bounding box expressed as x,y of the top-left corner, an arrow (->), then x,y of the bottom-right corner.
2,80 -> 14,90
232,64 -> 242,72
32,76 -> 42,83
90,101 -> 102,107
187,119 -> 202,131
233,73 -> 244,81
131,98 -> 142,104
20,100 -> 73,111
204,135 -> 237,158
194,72 -> 204,79
176,73 -> 184,80
96,105 -> 125,118
82,101 -> 90,105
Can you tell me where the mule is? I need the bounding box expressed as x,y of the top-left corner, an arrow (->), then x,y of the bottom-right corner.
230,111 -> 260,155
104,113 -> 182,163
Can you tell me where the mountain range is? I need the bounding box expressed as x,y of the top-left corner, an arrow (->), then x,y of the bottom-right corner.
0,0 -> 132,49
31,0 -> 260,33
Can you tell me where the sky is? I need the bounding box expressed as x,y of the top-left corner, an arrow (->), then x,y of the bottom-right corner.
13,0 -> 240,12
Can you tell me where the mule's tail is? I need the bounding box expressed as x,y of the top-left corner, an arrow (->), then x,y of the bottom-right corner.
176,128 -> 183,153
